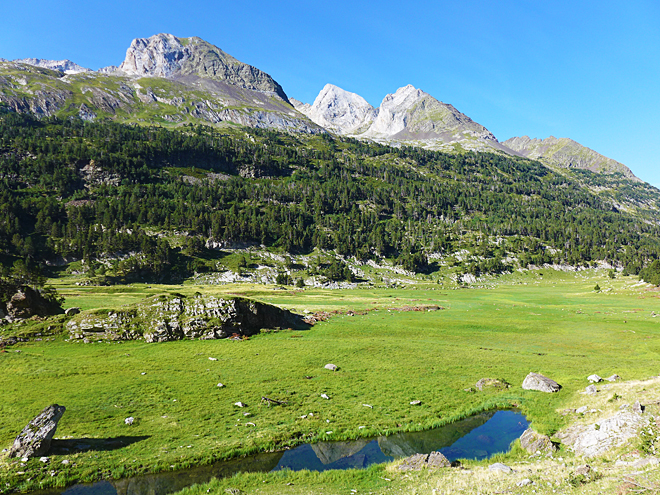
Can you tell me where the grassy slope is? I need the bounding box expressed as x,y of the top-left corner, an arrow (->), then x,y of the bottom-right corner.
0,272 -> 659,492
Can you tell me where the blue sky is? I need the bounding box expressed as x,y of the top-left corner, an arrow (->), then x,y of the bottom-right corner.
2,0 -> 659,184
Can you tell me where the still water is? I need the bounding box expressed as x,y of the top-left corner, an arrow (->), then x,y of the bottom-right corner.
32,410 -> 528,495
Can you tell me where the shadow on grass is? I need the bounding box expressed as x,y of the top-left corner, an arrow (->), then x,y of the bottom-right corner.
49,436 -> 150,454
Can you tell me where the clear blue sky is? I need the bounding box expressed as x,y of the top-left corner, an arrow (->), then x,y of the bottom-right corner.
2,0 -> 659,184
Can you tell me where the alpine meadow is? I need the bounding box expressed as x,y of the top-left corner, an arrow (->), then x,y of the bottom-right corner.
1,31 -> 660,495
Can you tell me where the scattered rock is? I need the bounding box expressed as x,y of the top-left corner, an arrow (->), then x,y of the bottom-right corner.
587,374 -> 602,383
39,457 -> 49,463
475,378 -> 510,391
208,357 -> 218,361
234,402 -> 247,408
124,417 -> 134,425
585,385 -> 598,395
321,394 -> 330,400
632,401 -> 645,414
488,462 -> 512,473
217,383 -> 225,388
61,459 -> 70,465
576,406 -> 588,414
521,372 -> 561,393
362,404 -> 373,408
324,363 -> 338,371
520,428 -> 556,453
243,412 -> 251,417
64,307 -> 81,316
398,451 -> 450,471
605,374 -> 621,382
517,479 -> 533,487
409,400 -> 422,406
8,404 -> 66,458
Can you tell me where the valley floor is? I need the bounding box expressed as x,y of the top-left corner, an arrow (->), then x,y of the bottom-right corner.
1,270 -> 659,494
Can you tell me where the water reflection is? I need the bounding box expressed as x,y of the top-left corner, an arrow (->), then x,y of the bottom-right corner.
30,410 -> 528,495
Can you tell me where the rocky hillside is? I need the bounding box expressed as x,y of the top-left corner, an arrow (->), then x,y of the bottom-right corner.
0,34 -> 319,133
294,84 -> 511,154
503,135 -> 637,180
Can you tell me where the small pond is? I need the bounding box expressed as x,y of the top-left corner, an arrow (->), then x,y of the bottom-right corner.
31,410 -> 528,495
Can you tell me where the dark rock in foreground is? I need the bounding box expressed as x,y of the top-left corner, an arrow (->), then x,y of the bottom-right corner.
5,286 -> 64,320
522,372 -> 561,393
9,404 -> 66,458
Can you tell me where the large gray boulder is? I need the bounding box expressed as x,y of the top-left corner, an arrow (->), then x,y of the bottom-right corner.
8,404 -> 66,458
397,451 -> 450,471
522,372 -> 561,393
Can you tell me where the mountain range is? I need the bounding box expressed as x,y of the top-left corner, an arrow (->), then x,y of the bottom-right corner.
0,33 -> 637,179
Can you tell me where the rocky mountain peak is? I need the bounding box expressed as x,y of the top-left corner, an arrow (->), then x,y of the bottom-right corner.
119,33 -> 289,101
294,83 -> 377,134
10,58 -> 91,74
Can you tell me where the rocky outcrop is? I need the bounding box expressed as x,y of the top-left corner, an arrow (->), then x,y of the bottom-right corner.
519,428 -> 556,453
66,294 -> 308,342
555,411 -> 649,457
8,404 -> 66,458
521,372 -> 561,393
119,34 -> 289,101
502,136 -> 638,179
5,286 -> 64,320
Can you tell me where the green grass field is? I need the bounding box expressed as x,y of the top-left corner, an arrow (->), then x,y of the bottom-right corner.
1,271 -> 659,493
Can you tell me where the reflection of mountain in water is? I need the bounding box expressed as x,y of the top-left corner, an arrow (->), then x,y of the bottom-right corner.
112,452 -> 282,495
377,411 -> 495,458
310,439 -> 371,465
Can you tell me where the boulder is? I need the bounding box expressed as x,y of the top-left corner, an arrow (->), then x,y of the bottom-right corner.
475,378 -> 510,391
587,374 -> 602,383
605,374 -> 621,382
397,451 -> 450,471
6,286 -> 63,320
519,428 -> 556,453
488,462 -> 512,473
521,372 -> 561,393
585,385 -> 598,395
65,307 -> 81,316
8,404 -> 66,458
324,363 -> 338,371
632,401 -> 645,414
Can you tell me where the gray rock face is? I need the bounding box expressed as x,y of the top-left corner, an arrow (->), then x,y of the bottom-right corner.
9,405 -> 66,458
519,428 -> 556,453
119,33 -> 288,101
295,84 -> 377,135
521,372 -> 561,393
